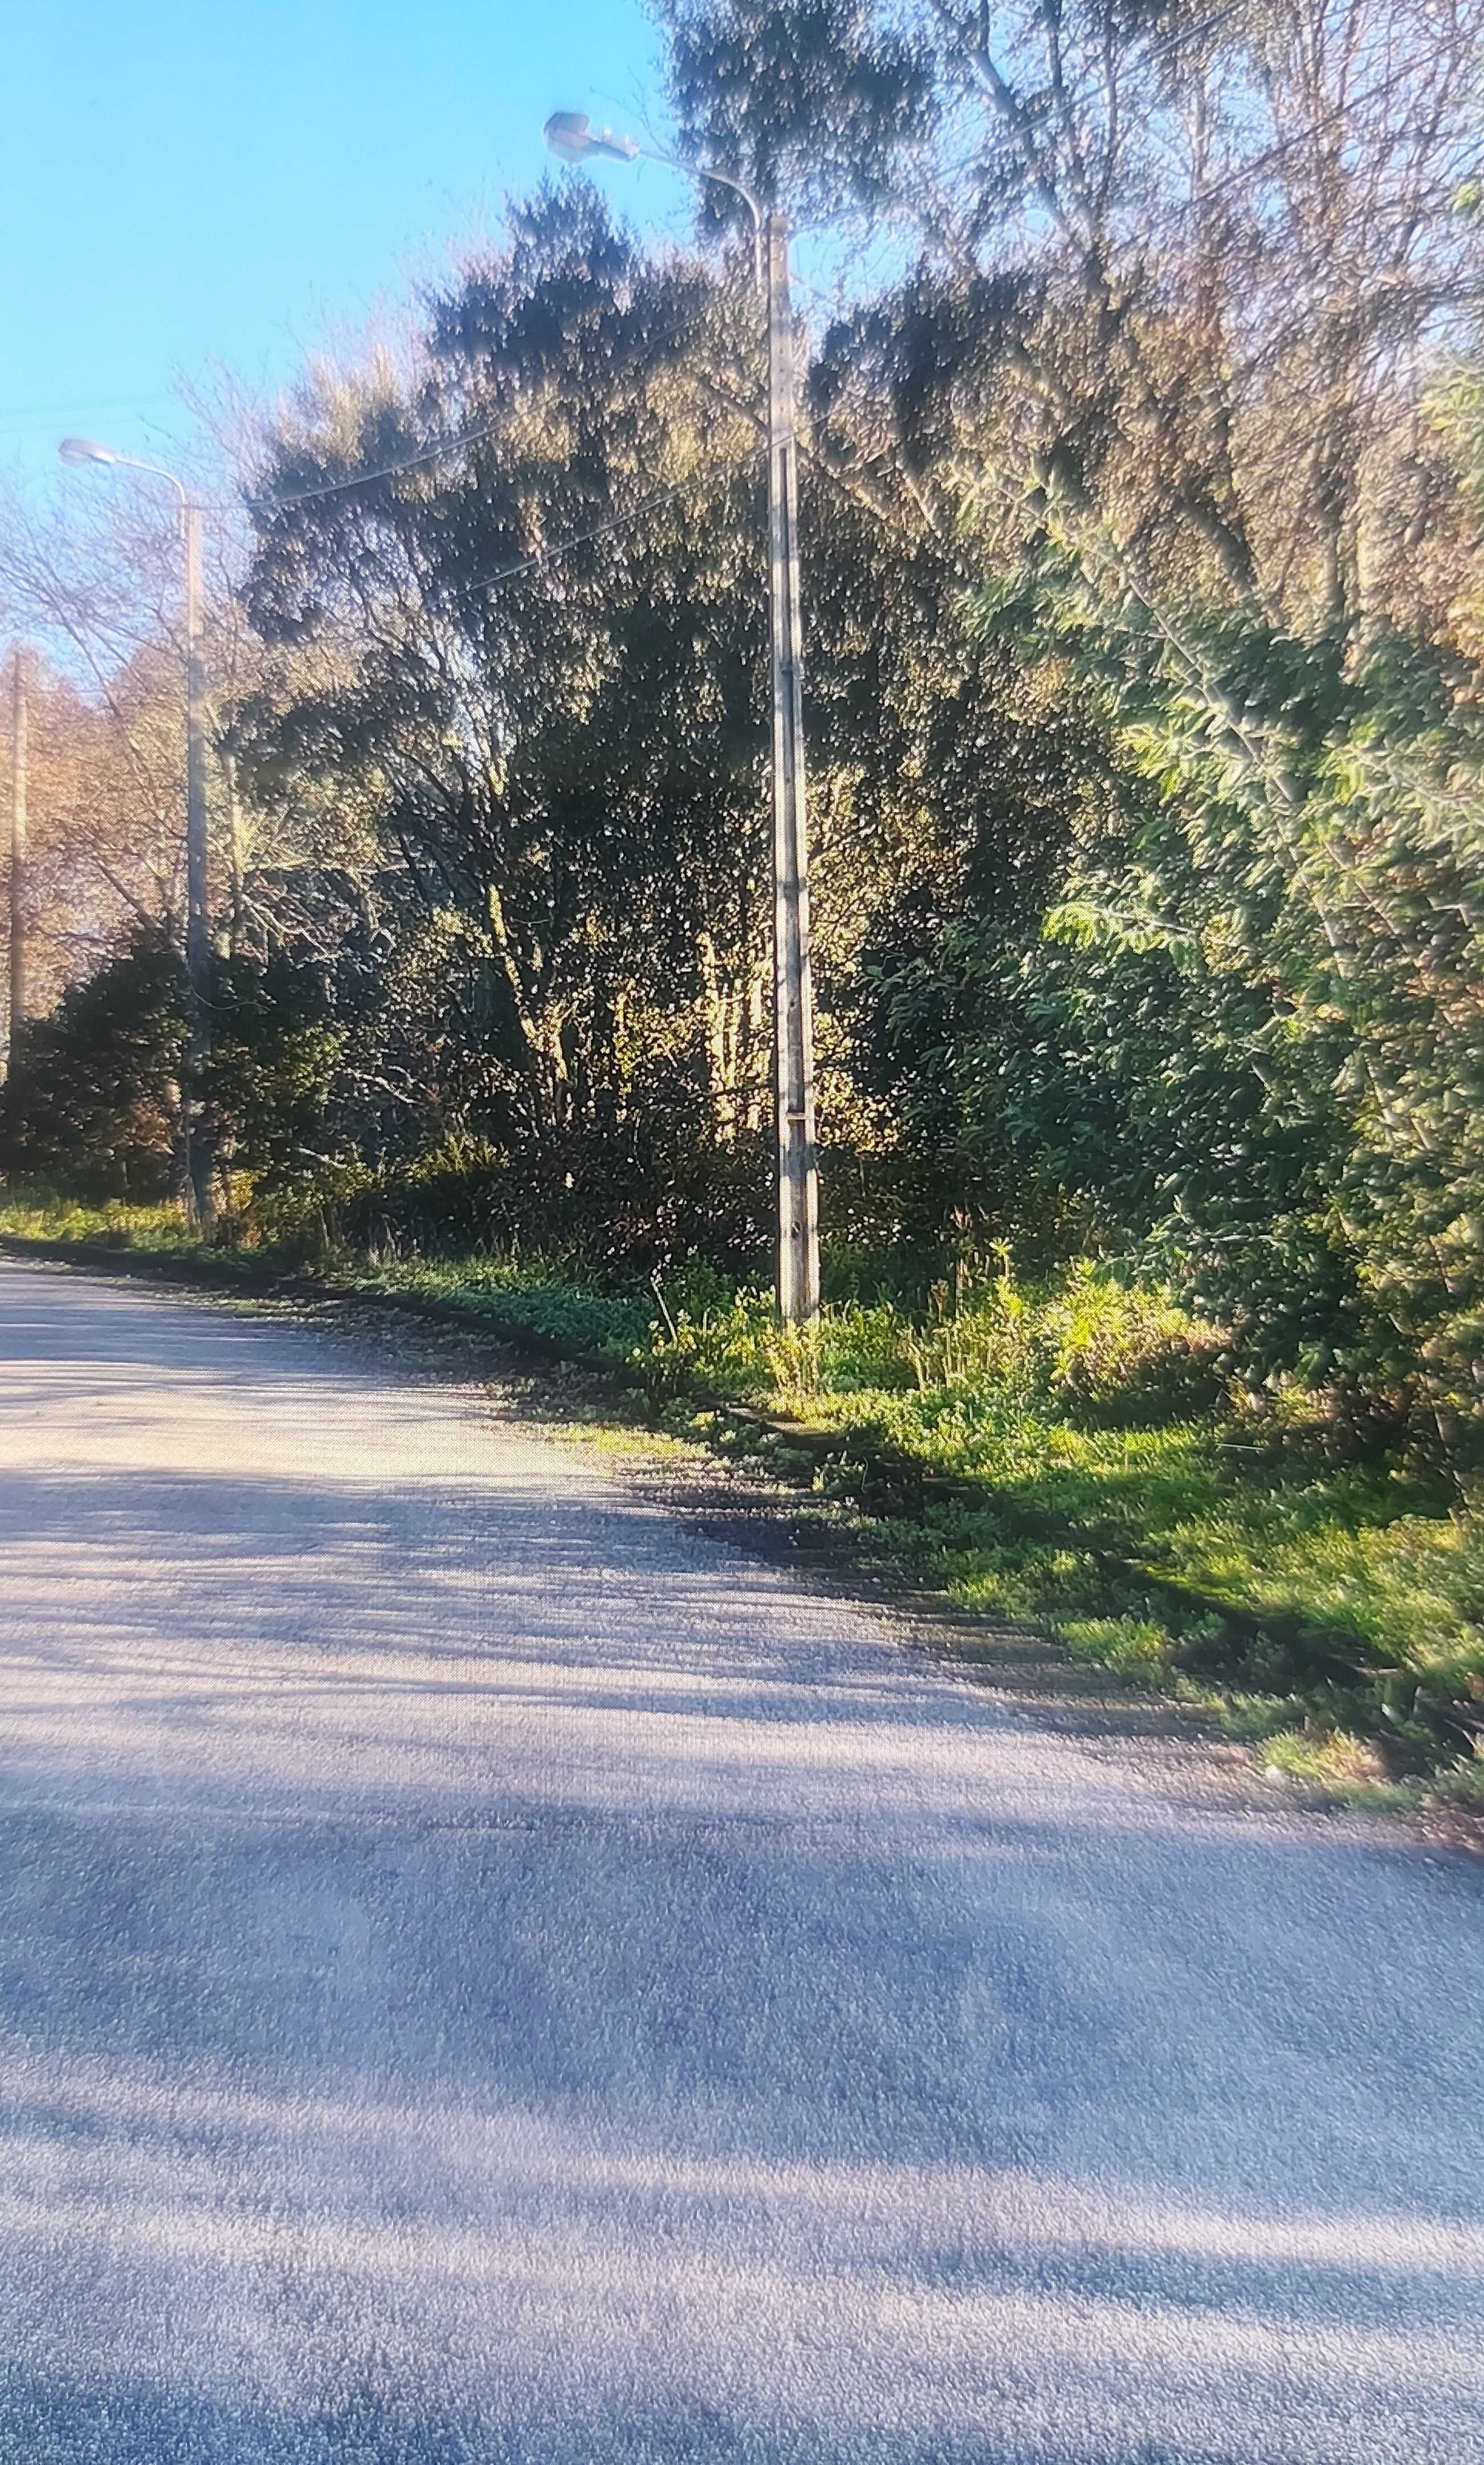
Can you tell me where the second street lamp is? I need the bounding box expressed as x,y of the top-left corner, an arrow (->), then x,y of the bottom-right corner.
59,437 -> 213,1221
544,113 -> 821,1327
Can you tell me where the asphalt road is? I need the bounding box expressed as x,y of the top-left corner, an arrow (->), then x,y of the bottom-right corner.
1,1256 -> 1482,2464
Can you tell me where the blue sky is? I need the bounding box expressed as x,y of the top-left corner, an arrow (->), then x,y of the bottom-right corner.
0,0 -> 705,503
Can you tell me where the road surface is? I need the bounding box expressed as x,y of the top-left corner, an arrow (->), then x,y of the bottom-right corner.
1,1255 -> 1482,2463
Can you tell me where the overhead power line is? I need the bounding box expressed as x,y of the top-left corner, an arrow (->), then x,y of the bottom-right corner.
237,284 -> 749,518
466,453 -> 765,595
470,483 -> 691,591
238,419 -> 511,514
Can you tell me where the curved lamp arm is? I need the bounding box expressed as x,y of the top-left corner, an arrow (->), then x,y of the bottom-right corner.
543,113 -> 765,276
59,439 -> 190,510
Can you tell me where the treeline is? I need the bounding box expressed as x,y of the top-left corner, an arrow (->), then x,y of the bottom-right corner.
5,0 -> 1484,1461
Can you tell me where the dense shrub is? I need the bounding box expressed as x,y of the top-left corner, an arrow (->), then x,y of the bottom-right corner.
0,929 -> 185,1201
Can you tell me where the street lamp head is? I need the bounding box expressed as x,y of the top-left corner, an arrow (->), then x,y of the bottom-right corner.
544,111 -> 641,166
58,437 -> 121,467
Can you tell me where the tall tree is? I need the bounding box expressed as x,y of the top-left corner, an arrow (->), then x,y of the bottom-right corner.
237,186 -> 778,1255
659,0 -> 1484,632
653,0 -> 1484,1431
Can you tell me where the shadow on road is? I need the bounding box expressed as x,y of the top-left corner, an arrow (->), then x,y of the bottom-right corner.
3,1264 -> 1483,2462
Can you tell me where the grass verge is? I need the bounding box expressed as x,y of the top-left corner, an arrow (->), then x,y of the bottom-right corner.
5,1187 -> 1481,1817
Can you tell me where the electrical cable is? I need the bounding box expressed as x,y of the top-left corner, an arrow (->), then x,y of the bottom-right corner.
234,276 -> 756,516
469,484 -> 695,591
238,419 -> 510,514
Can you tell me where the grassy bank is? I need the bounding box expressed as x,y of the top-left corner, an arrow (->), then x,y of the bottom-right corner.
6,1186 -> 1482,1812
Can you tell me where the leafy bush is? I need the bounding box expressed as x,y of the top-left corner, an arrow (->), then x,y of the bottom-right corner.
635,1287 -> 787,1400
1038,1264 -> 1228,1424
0,929 -> 186,1201
0,1189 -> 200,1252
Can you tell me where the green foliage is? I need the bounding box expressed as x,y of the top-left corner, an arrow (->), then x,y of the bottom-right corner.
1254,1730 -> 1393,1796
345,1251 -> 651,1356
13,46 -> 1484,1805
0,1189 -> 201,1254
1056,1616 -> 1177,1682
207,954 -> 344,1190
658,0 -> 933,220
0,929 -> 350,1226
0,928 -> 186,1199
973,578 -> 1484,1447
1035,1264 -> 1228,1422
643,0 -> 1484,1471
635,1253 -> 1484,1766
238,185 -> 774,1234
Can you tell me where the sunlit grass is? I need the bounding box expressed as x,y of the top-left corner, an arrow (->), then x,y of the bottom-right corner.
4,1184 -> 1482,1793
0,1190 -> 202,1251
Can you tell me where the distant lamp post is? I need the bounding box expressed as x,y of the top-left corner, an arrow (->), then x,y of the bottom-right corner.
59,437 -> 213,1221
544,113 -> 820,1328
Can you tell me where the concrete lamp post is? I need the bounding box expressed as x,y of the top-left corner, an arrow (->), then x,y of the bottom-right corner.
59,437 -> 213,1222
544,113 -> 820,1328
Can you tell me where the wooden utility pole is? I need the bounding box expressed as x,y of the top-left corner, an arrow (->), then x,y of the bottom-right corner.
7,647 -> 26,1060
764,210 -> 820,1327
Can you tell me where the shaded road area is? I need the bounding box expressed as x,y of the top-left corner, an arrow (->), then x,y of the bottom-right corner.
1,1256 -> 1482,2463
